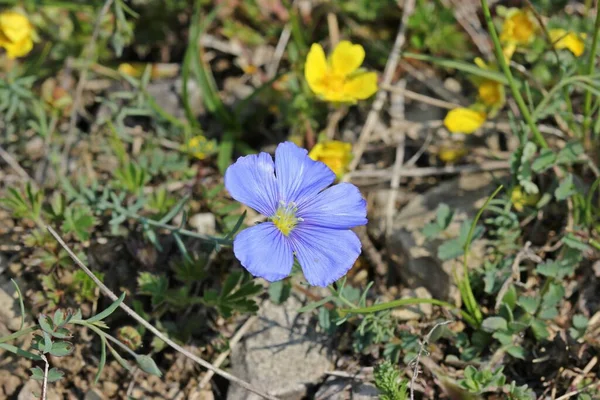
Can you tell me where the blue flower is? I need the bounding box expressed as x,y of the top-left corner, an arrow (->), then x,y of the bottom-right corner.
225,142 -> 367,287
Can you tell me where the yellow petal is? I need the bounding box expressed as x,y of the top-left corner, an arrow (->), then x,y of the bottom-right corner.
511,186 -> 539,212
0,11 -> 32,43
342,72 -> 378,101
443,108 -> 487,134
474,57 -> 488,70
549,29 -> 585,57
309,140 -> 353,177
1,36 -> 32,59
305,43 -> 328,94
183,135 -> 215,160
438,145 -> 467,163
478,80 -> 504,108
331,41 -> 365,76
500,9 -> 536,45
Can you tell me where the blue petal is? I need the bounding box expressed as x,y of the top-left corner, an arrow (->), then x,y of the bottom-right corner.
275,142 -> 335,206
234,222 -> 294,282
225,152 -> 279,217
297,183 -> 367,229
290,225 -> 361,286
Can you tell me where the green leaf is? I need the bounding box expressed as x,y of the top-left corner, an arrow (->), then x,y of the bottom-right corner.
49,341 -> 74,357
532,148 -> 557,172
135,354 -> 162,377
481,317 -> 508,333
536,261 -> 560,278
562,233 -> 591,251
505,345 -> 526,359
555,174 -> 576,201
30,366 -> 45,380
518,296 -> 539,314
38,315 -> 54,334
53,309 -> 65,328
436,203 -> 454,228
530,318 -> 549,340
137,273 -> 169,307
297,297 -> 333,313
47,368 -> 65,383
572,314 -> 589,330
94,335 -> 107,384
404,52 -> 510,84
556,141 -> 584,164
542,283 -> 564,308
268,280 -> 291,305
86,292 -> 126,323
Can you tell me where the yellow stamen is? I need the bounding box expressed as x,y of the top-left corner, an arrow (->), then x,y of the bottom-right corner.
271,202 -> 300,236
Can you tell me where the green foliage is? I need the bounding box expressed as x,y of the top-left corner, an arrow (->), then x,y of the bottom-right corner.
408,0 -> 471,58
0,183 -> 43,224
203,271 -> 262,318
374,360 -> 409,400
459,366 -> 506,394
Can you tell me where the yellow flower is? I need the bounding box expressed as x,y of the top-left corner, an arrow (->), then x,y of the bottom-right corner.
511,186 -> 540,212
549,29 -> 586,57
182,135 -> 216,160
0,11 -> 34,59
444,108 -> 487,134
308,140 -> 353,177
305,41 -> 378,103
478,80 -> 504,108
472,58 -> 505,111
438,145 -> 468,163
500,9 -> 537,46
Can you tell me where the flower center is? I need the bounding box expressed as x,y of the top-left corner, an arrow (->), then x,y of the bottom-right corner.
271,201 -> 301,236
320,72 -> 346,94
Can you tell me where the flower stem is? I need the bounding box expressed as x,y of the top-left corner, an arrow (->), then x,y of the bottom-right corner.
480,0 -> 548,149
0,325 -> 38,344
338,297 -> 478,327
583,5 -> 600,140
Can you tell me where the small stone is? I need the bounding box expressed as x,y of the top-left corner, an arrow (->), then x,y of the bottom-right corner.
84,389 -> 107,400
17,380 -> 59,400
102,381 -> 119,397
25,137 -> 45,160
0,371 -> 20,396
387,173 -> 501,301
351,382 -> 379,399
314,377 -> 348,400
593,261 -> 600,277
188,213 -> 216,235
227,294 -> 334,400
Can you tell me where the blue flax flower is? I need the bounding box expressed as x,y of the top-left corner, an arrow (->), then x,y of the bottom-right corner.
225,142 -> 367,286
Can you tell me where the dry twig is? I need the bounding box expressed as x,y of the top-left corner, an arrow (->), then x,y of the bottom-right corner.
46,226 -> 278,400
347,0 -> 416,173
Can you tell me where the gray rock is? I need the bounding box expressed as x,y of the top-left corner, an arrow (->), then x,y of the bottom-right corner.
84,389 -> 108,400
314,377 -> 379,400
227,294 -> 334,400
387,173 -> 500,302
188,213 -> 216,235
18,379 -> 59,400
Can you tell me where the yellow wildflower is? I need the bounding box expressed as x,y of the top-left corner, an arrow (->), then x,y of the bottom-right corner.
549,29 -> 586,57
444,108 -> 487,134
478,80 -> 504,108
438,144 -> 468,164
500,9 -> 537,46
511,186 -> 540,212
305,41 -> 378,103
183,135 -> 216,160
308,140 -> 353,178
473,58 -> 505,110
0,11 -> 34,59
